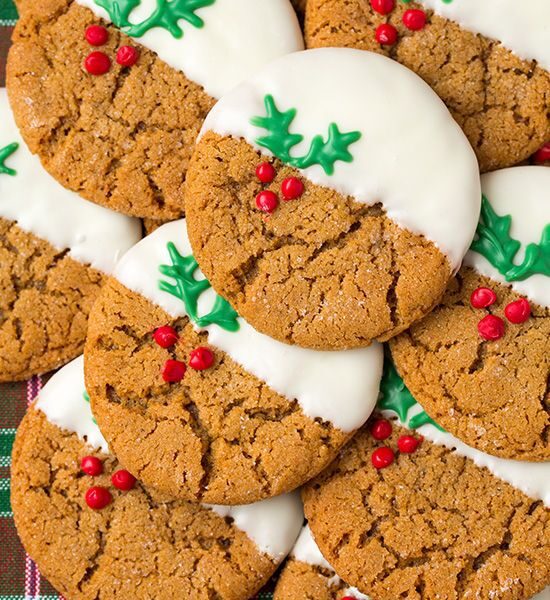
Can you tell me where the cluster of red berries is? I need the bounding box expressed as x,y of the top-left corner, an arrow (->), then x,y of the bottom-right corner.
153,325 -> 215,383
533,142 -> 550,164
470,287 -> 531,341
370,0 -> 427,47
81,455 -> 137,510
83,24 -> 139,76
369,418 -> 422,469
255,162 -> 304,214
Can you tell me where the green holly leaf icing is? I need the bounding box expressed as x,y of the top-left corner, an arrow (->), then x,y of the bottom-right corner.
0,142 -> 19,176
94,0 -> 215,39
83,390 -> 98,425
471,195 -> 550,282
250,94 -> 362,176
158,242 -> 239,332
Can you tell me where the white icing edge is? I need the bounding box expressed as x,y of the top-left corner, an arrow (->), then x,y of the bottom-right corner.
0,90 -> 141,274
75,0 -> 304,99
113,219 -> 384,432
200,48 -> 481,270
463,167 -> 550,308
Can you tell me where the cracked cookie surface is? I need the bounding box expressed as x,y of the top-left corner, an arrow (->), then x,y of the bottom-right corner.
302,418 -> 550,600
274,558 -> 352,600
390,267 -> 550,462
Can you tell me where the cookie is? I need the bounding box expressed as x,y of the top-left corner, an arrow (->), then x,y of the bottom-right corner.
84,218 -> 383,504
11,355 -> 303,599
7,0 -> 303,219
0,89 -> 141,382
302,361 -> 550,600
391,167 -> 550,462
304,0 -> 550,173
184,47 -> 481,350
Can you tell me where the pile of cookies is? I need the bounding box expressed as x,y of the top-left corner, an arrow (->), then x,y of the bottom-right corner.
2,0 -> 548,598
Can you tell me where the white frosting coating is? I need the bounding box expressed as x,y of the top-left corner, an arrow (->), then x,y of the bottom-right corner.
113,219 -> 383,432
463,167 -> 550,308
415,0 -> 550,71
205,492 -> 303,561
0,90 -> 141,273
201,48 -> 481,271
35,356 -> 109,453
533,587 -> 550,600
75,0 -> 304,99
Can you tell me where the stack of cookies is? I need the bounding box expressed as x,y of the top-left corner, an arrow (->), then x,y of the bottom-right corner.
2,0 -> 548,598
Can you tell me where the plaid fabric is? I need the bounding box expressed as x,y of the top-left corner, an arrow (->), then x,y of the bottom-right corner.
0,2 -> 276,597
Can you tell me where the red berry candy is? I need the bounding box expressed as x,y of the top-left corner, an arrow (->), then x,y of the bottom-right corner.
116,45 -> 139,67
397,435 -> 421,454
504,298 -> 531,324
189,347 -> 215,371
256,190 -> 278,213
256,162 -> 276,184
281,177 -> 304,201
85,486 -> 112,510
478,314 -> 505,341
370,418 -> 392,440
162,359 -> 186,383
153,325 -> 178,349
533,142 -> 550,164
470,287 -> 497,309
81,455 -> 103,476
84,51 -> 111,75
371,446 -> 395,469
111,469 -> 137,491
403,8 -> 426,30
375,23 -> 398,45
85,25 -> 109,46
370,0 -> 395,15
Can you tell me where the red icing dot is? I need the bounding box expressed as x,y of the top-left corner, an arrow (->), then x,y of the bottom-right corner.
370,0 -> 395,15
341,597 -> 360,600
153,325 -> 178,349
85,25 -> 109,46
470,287 -> 497,309
402,9 -> 426,30
375,23 -> 398,45
370,418 -> 392,441
371,446 -> 395,469
84,51 -> 111,75
111,469 -> 137,491
116,45 -> 139,67
85,486 -> 112,510
256,190 -> 278,213
256,162 -> 276,184
533,142 -> 550,164
504,298 -> 531,324
162,359 -> 186,382
478,314 -> 505,341
81,455 -> 103,476
281,177 -> 304,201
189,347 -> 215,371
397,435 -> 421,454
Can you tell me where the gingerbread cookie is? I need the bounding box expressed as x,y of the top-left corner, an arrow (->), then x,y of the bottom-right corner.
391,167 -> 550,461
305,0 -> 550,173
184,48 -> 481,350
84,218 -> 383,504
7,0 -> 303,219
11,356 -> 303,599
302,361 -> 550,600
0,89 -> 141,382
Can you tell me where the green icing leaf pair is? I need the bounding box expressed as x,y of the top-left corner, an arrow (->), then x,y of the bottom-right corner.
159,242 -> 239,332
250,95 -> 362,176
83,391 -> 98,425
0,143 -> 19,176
94,0 -> 215,39
471,195 -> 550,282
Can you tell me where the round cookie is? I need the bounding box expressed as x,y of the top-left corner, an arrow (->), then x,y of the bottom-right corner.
185,48 -> 481,350
11,356 -> 303,599
390,167 -> 550,461
84,218 -> 384,504
7,0 -> 303,219
0,89 -> 141,382
302,361 -> 550,600
304,0 -> 550,173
